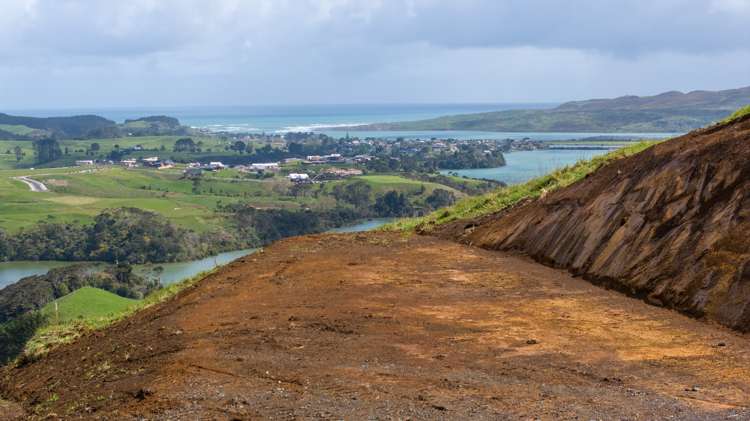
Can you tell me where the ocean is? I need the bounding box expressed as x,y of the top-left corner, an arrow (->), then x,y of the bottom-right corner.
6,103 -> 677,141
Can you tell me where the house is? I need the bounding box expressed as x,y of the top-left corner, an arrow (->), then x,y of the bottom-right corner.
121,159 -> 138,168
354,154 -> 374,163
142,157 -> 161,167
207,161 -> 226,171
75,160 -> 95,166
288,173 -> 310,183
158,160 -> 175,170
282,158 -> 303,164
249,162 -> 280,172
306,155 -> 323,163
325,153 -> 343,161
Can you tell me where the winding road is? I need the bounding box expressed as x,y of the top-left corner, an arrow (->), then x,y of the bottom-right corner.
13,176 -> 48,192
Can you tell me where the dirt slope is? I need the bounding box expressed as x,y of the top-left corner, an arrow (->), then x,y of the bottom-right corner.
435,114 -> 750,331
2,233 -> 750,419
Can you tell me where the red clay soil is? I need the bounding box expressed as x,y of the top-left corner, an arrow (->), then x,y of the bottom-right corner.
434,114 -> 750,332
2,233 -> 750,419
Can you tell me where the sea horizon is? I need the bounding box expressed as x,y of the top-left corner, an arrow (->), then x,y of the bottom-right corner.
1,103 -> 679,141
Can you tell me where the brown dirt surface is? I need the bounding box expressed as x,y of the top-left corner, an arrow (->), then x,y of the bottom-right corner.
2,232 -> 750,419
434,113 -> 750,331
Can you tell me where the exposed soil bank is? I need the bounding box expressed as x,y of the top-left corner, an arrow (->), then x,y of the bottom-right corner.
2,233 -> 750,419
434,114 -> 750,331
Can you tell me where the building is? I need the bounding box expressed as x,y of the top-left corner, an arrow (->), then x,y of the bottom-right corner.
142,157 -> 161,167
305,154 -> 344,164
249,162 -> 280,171
158,160 -> 175,170
288,173 -> 310,183
208,161 -> 226,170
121,159 -> 138,168
75,160 -> 95,166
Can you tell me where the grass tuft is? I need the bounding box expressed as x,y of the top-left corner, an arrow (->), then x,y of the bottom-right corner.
722,105 -> 750,124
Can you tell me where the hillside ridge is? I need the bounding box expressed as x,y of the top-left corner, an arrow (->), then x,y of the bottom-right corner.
433,112 -> 750,331
354,86 -> 750,132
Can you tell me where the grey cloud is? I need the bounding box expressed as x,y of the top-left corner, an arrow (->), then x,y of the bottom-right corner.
0,0 -> 748,108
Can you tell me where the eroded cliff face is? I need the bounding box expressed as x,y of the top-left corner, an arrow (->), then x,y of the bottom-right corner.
436,114 -> 750,331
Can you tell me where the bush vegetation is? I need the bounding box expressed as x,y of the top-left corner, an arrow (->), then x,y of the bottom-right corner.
0,263 -> 159,324
0,207 -> 242,263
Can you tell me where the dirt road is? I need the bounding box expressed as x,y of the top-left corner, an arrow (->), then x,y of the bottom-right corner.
13,176 -> 48,192
3,232 -> 750,419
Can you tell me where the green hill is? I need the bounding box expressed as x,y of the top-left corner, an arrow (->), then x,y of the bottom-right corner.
0,113 -> 191,140
42,287 -> 138,324
357,86 -> 750,133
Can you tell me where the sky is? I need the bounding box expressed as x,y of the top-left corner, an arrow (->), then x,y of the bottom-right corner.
0,0 -> 749,108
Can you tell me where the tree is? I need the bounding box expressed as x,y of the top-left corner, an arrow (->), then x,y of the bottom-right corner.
33,137 -> 62,164
232,141 -> 247,154
13,145 -> 23,162
332,181 -> 372,210
374,191 -> 413,217
0,311 -> 47,364
425,188 -> 456,210
174,137 -> 197,152
90,142 -> 100,152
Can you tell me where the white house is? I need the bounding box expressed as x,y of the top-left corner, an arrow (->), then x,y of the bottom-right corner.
208,161 -> 226,170
75,160 -> 95,166
288,173 -> 310,182
249,162 -> 280,171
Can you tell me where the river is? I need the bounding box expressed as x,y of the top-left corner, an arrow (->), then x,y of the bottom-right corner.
0,219 -> 395,290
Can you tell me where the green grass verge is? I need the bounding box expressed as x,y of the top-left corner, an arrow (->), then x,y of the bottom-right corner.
722,105 -> 750,124
384,141 -> 658,232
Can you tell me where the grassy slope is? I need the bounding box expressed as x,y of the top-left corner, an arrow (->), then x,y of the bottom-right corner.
386,141 -> 657,232
0,135 -> 228,170
361,109 -> 729,133
25,269 -> 214,358
0,166 -> 466,232
0,124 -> 37,136
41,287 -> 138,324
723,105 -> 750,123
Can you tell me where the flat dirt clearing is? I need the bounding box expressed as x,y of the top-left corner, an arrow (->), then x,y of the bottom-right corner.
3,233 -> 750,419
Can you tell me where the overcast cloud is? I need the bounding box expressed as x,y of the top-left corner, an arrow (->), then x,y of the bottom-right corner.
0,0 -> 749,108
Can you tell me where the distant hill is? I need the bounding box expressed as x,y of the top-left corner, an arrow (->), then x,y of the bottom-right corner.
0,113 -> 191,140
0,113 -> 117,139
356,86 -> 750,133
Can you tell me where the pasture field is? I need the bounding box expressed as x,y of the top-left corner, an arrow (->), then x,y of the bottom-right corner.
0,135 -> 239,170
41,287 -> 138,325
0,164 -> 457,232
0,165 -> 298,232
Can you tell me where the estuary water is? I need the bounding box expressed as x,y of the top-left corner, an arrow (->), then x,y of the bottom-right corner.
0,218 -> 396,290
442,149 -> 610,185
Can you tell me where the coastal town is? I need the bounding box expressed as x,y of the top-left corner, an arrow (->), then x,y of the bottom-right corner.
64,132 -> 554,185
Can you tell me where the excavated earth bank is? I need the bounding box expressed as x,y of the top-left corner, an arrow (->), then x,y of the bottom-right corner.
2,233 -> 750,419
435,114 -> 750,331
